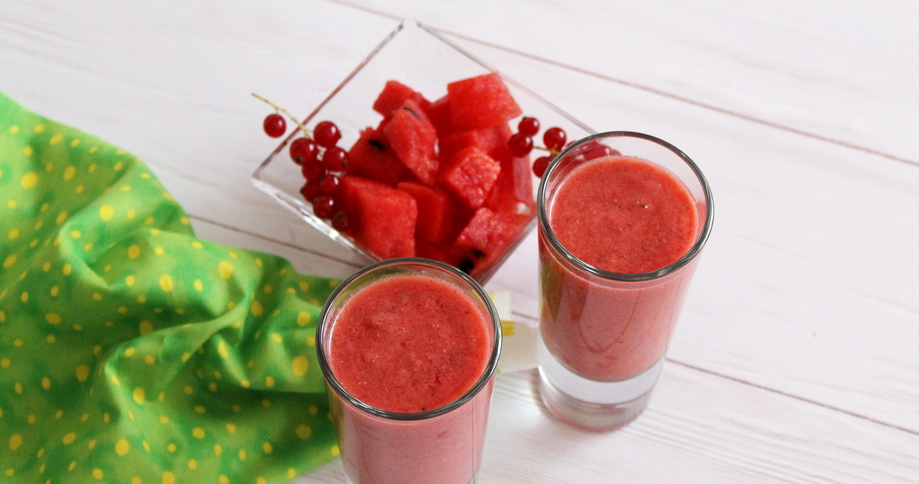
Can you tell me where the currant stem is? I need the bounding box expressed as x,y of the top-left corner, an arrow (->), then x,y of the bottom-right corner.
251,93 -> 311,137
533,145 -> 559,156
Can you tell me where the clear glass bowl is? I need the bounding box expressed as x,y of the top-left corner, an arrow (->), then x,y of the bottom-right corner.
251,19 -> 592,283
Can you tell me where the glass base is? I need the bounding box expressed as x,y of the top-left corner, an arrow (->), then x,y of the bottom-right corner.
537,338 -> 663,431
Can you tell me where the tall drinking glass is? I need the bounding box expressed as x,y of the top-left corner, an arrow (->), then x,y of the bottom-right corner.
317,258 -> 502,483
536,132 -> 713,430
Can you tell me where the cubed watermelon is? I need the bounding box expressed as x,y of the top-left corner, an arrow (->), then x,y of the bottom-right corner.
397,181 -> 464,243
383,99 -> 439,185
423,95 -> 453,136
446,73 -> 522,131
455,207 -> 499,251
438,123 -> 513,163
454,207 -> 531,277
373,80 -> 429,116
328,76 -> 534,279
485,152 -> 535,213
346,127 -> 406,186
415,239 -> 461,267
340,175 -> 417,259
439,146 -> 502,209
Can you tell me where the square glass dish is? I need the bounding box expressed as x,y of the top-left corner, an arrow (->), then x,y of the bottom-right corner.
251,19 -> 592,283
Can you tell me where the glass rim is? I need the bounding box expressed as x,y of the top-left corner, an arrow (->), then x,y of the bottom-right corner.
537,131 -> 714,282
316,257 -> 503,421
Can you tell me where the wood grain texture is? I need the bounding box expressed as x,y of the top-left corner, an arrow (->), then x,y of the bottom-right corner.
190,217 -> 361,280
300,365 -> 919,483
2,0 -> 917,482
443,35 -> 919,433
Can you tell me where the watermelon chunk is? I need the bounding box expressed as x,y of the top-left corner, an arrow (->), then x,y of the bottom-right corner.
424,95 -> 453,136
397,181 -> 463,243
439,146 -> 502,209
438,123 -> 513,163
447,73 -> 522,131
346,127 -> 406,186
455,207 -> 504,251
454,207 -> 531,277
383,99 -> 439,185
373,80 -> 429,116
415,239 -> 461,267
339,175 -> 417,259
485,152 -> 535,213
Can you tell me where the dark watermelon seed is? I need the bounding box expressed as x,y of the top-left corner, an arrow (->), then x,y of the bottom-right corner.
458,259 -> 475,274
368,139 -> 387,152
401,106 -> 419,119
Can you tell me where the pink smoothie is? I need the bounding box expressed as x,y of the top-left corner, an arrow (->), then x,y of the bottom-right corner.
327,272 -> 495,484
541,155 -> 700,381
329,274 -> 490,412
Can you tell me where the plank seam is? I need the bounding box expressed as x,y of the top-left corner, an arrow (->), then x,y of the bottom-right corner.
667,360 -> 917,438
510,310 -> 918,437
188,214 -> 364,268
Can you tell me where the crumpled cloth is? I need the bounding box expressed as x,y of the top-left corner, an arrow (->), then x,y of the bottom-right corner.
0,92 -> 340,483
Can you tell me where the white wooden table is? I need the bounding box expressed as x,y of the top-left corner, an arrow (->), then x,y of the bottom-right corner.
3,1 -> 918,482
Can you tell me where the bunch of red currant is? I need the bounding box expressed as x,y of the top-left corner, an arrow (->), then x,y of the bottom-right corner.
256,94 -> 350,231
507,116 -> 568,178
508,117 -> 623,176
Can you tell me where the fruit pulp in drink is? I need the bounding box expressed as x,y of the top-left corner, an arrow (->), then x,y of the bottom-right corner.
541,155 -> 699,382
328,272 -> 494,484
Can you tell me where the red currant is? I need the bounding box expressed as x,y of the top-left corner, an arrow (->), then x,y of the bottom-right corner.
533,156 -> 551,178
314,121 -> 341,148
313,196 -> 337,219
301,159 -> 324,181
322,146 -> 348,172
331,211 -> 350,231
263,113 -> 286,138
543,127 -> 567,151
300,180 -> 320,203
508,133 -> 534,157
319,173 -> 340,195
518,116 -> 540,137
289,137 -> 319,165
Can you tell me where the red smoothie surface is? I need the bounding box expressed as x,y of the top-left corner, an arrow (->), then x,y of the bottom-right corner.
329,274 -> 490,413
550,156 -> 697,273
541,155 -> 700,381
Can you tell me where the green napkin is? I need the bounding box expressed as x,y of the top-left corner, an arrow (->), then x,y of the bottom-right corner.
0,93 -> 340,483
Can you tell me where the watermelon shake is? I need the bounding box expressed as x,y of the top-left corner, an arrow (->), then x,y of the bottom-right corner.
536,132 -> 713,431
317,258 -> 501,484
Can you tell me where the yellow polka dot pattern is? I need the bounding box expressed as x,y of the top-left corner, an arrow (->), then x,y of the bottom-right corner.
0,93 -> 339,482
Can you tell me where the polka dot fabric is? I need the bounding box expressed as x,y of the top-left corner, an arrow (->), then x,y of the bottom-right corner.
0,93 -> 340,482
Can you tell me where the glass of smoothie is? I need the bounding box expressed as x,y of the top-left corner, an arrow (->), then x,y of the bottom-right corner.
536,131 -> 713,431
317,258 -> 502,484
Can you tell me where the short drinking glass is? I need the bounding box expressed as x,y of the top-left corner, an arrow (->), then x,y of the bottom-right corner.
536,131 -> 713,430
317,258 -> 502,483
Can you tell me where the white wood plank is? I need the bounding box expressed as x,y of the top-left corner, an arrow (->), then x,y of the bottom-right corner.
455,38 -> 919,433
339,0 -> 919,164
298,364 -> 919,483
